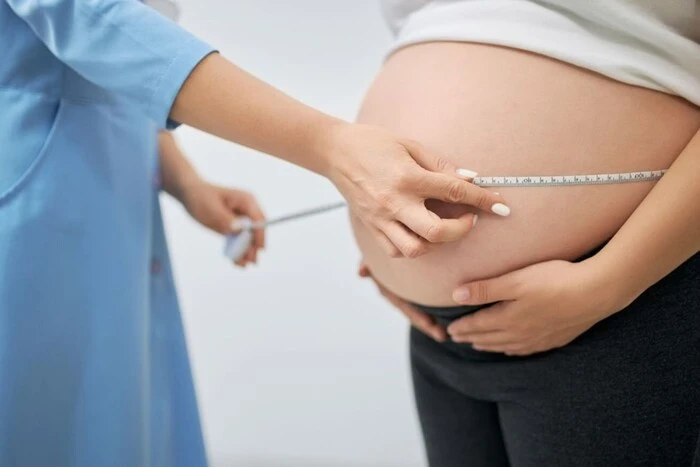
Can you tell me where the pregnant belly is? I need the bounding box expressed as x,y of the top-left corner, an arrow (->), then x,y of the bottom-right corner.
352,42 -> 700,306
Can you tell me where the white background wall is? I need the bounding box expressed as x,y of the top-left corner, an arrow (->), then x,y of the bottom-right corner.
163,1 -> 426,466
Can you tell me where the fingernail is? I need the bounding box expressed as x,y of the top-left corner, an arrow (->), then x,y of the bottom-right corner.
453,288 -> 470,303
457,168 -> 478,179
491,203 -> 511,216
493,192 -> 500,196
472,214 -> 478,227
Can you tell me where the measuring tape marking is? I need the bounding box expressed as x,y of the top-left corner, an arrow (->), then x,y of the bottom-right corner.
472,170 -> 666,187
246,170 -> 667,230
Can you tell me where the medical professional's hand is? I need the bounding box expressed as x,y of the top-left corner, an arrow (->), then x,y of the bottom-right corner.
359,262 -> 447,342
171,55 -> 508,258
447,259 -> 629,356
181,181 -> 266,267
325,123 -> 509,258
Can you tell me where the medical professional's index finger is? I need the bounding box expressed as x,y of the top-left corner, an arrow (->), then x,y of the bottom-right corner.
418,173 -> 510,216
245,204 -> 266,250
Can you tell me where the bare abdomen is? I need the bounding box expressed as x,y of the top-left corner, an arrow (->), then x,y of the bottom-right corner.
352,42 -> 700,306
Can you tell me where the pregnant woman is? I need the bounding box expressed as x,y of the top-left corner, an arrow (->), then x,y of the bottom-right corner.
355,1 -> 700,466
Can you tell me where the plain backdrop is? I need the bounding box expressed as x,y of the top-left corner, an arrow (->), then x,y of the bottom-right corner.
164,1 -> 426,466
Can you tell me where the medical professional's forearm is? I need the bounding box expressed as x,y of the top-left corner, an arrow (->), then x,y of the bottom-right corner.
170,54 -> 339,176
591,129 -> 700,312
158,131 -> 200,203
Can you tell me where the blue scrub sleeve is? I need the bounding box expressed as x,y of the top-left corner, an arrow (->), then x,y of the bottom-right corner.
4,0 -> 216,128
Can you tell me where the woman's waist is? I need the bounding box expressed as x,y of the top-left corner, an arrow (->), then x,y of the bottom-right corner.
353,162 -> 688,305
407,244 -> 606,321
351,182 -> 647,306
408,250 -> 700,330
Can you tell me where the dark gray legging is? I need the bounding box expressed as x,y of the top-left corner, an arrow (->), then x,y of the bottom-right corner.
409,252 -> 700,467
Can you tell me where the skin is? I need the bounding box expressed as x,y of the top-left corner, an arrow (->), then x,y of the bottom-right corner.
362,128 -> 700,355
447,128 -> 700,355
352,42 -> 700,305
158,131 -> 265,267
356,43 -> 700,355
170,53 -> 509,259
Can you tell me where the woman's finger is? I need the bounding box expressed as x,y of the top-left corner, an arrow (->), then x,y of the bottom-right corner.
453,270 -> 524,305
358,260 -> 445,342
381,221 -> 431,258
397,205 -> 478,243
380,287 -> 446,342
358,263 -> 371,277
447,304 -> 510,339
465,331 -> 516,347
403,305 -> 447,342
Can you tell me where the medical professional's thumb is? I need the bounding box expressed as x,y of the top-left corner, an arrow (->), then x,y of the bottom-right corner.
229,216 -> 245,233
208,205 -> 236,235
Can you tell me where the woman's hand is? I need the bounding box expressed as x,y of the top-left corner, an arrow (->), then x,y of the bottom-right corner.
180,181 -> 266,267
325,123 -> 509,258
359,262 -> 447,342
447,259 -> 631,356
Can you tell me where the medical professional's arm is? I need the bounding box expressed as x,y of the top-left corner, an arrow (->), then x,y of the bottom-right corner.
158,131 -> 265,266
169,53 -> 512,258
6,0 -> 509,258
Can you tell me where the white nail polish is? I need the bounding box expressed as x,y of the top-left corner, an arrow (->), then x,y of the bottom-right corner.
491,203 -> 511,216
457,168 -> 478,180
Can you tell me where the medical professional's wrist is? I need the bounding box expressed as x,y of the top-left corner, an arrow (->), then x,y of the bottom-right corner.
167,168 -> 203,205
307,116 -> 347,178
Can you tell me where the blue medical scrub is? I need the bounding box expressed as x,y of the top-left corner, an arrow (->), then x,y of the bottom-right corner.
0,1 -> 215,465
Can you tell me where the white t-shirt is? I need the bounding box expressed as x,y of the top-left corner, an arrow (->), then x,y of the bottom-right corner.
380,0 -> 700,106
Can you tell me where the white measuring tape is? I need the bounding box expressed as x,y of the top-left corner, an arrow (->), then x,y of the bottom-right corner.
472,170 -> 666,187
223,169 -> 666,261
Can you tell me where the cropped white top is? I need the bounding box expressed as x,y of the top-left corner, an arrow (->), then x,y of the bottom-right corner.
380,0 -> 700,107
